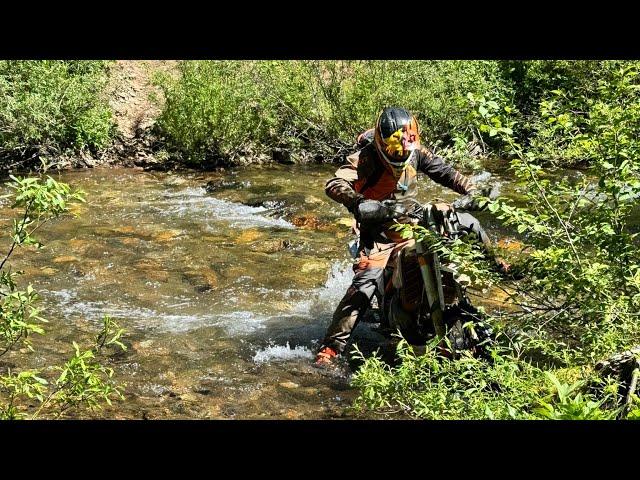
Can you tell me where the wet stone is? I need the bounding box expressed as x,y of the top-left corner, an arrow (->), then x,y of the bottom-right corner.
304,195 -> 324,205
204,179 -> 247,193
134,259 -> 161,270
236,229 -> 264,244
120,237 -> 142,247
137,339 -> 155,349
113,226 -> 136,234
248,239 -> 292,254
52,255 -> 80,263
67,239 -> 92,254
153,230 -> 182,242
253,199 -> 286,210
272,148 -> 293,165
205,404 -> 222,417
144,269 -> 169,283
179,392 -> 200,402
290,215 -> 326,230
181,269 -> 218,292
279,381 -> 300,389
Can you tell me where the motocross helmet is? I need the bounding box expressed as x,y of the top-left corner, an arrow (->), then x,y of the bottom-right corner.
374,107 -> 420,177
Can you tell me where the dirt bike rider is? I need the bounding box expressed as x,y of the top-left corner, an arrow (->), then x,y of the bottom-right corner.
314,106 -> 509,367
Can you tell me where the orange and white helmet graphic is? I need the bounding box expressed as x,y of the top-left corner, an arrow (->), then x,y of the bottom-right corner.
373,107 -> 421,177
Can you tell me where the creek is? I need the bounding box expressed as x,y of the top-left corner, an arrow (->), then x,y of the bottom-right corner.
0,162 -> 544,418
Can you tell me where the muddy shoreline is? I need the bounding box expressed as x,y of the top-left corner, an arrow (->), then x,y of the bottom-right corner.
0,129 -> 347,181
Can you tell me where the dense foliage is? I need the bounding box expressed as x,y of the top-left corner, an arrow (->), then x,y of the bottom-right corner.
0,61 -> 114,168
351,64 -> 640,420
153,60 -> 640,171
154,61 -> 506,168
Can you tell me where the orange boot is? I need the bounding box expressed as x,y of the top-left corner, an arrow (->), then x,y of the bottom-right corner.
314,346 -> 338,367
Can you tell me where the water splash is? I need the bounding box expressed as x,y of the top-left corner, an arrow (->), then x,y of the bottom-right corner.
40,259 -> 353,338
291,260 -> 354,317
152,187 -> 294,229
41,289 -> 270,334
252,342 -> 314,364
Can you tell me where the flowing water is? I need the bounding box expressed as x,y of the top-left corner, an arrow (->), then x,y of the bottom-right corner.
0,162 -> 535,419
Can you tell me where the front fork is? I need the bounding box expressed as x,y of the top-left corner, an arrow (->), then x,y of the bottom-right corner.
415,240 -> 446,339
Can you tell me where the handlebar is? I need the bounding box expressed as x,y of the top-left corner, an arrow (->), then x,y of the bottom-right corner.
356,186 -> 499,226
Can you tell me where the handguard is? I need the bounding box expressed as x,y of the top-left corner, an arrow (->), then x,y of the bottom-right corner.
451,193 -> 484,211
451,185 -> 500,211
355,199 -> 398,224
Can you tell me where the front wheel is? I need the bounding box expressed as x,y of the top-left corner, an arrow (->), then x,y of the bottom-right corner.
386,293 -> 427,344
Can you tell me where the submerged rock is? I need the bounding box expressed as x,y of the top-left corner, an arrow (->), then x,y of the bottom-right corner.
290,215 -> 325,230
236,229 -> 265,244
153,230 -> 182,242
304,195 -> 324,205
279,381 -> 300,389
179,392 -> 200,403
138,339 -> 155,349
67,239 -> 92,254
336,217 -> 354,228
181,269 -> 219,292
470,171 -> 492,184
204,179 -> 249,193
113,225 -> 136,234
134,259 -> 161,270
248,239 -> 292,254
200,269 -> 219,288
53,255 -> 80,263
120,237 -> 142,247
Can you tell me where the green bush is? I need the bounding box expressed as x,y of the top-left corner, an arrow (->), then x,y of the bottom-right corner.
351,64 -> 640,420
154,60 -> 508,168
0,61 -> 114,163
488,64 -> 640,363
499,60 -> 640,165
351,339 -> 546,420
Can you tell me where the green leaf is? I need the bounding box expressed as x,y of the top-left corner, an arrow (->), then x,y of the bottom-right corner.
484,406 -> 495,420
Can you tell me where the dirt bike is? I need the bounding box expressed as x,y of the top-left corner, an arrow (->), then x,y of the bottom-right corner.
354,197 -> 494,358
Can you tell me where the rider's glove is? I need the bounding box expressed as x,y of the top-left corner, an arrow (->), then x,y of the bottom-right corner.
355,199 -> 397,224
